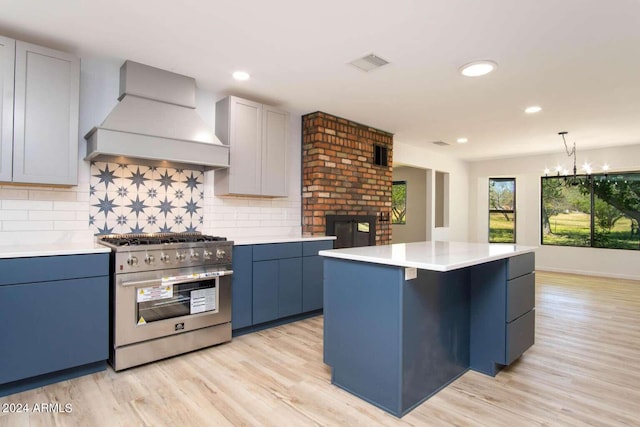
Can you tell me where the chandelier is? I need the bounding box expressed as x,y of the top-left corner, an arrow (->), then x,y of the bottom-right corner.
544,132 -> 610,182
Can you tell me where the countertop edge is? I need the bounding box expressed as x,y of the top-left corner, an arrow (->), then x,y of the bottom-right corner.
232,236 -> 337,246
319,244 -> 536,271
0,246 -> 111,259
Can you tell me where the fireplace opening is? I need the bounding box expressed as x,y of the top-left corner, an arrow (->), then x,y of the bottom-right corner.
326,215 -> 377,249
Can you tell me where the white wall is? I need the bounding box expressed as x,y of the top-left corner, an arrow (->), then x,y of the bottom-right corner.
392,166 -> 427,243
394,142 -> 469,242
0,56 -> 301,246
469,144 -> 640,280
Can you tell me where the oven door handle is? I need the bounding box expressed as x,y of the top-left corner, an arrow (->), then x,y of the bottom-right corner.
121,270 -> 233,288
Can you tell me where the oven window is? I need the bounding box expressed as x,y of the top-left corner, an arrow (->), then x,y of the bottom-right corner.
136,279 -> 219,324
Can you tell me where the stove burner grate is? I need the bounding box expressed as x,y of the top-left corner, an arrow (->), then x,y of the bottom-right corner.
99,232 -> 227,247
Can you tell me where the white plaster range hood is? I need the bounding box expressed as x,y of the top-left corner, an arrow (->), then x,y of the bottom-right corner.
85,60 -> 229,170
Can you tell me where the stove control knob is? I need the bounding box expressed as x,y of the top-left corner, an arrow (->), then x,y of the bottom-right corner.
160,253 -> 170,263
191,250 -> 200,260
176,252 -> 186,262
203,250 -> 213,260
216,249 -> 226,260
144,254 -> 155,265
127,256 -> 138,266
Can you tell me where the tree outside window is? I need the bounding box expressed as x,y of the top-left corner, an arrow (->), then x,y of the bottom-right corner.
489,178 -> 516,243
392,181 -> 407,225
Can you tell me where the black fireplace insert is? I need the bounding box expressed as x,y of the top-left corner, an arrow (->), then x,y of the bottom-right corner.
325,215 -> 377,249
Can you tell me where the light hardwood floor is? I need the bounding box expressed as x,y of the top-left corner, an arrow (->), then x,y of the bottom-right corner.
1,271 -> 639,426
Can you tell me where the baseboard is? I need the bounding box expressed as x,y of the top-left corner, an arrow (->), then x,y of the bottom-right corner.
536,267 -> 639,281
232,309 -> 322,337
0,361 -> 106,398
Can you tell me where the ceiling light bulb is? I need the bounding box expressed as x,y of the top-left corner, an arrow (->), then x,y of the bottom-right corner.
582,162 -> 592,174
232,71 -> 250,81
544,168 -> 550,175
555,165 -> 563,173
459,60 -> 497,77
525,106 -> 542,114
602,163 -> 610,172
456,137 -> 468,144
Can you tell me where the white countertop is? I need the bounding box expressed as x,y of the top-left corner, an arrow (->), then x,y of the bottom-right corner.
232,235 -> 336,246
0,243 -> 111,259
319,241 -> 536,272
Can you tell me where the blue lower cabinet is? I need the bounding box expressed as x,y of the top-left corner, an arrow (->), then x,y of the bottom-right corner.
231,246 -> 253,329
278,257 -> 302,318
233,240 -> 332,332
302,255 -> 323,312
0,253 -> 109,396
0,277 -> 108,384
253,260 -> 280,324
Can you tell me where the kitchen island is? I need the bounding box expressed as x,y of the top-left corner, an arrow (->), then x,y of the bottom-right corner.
319,241 -> 536,417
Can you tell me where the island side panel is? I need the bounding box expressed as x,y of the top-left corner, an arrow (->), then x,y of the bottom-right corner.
401,268 -> 470,414
323,258 -> 404,416
469,259 -> 508,376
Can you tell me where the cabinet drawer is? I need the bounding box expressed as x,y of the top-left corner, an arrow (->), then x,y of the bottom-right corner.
303,240 -> 334,257
505,309 -> 535,364
507,272 -> 535,322
507,252 -> 534,280
253,242 -> 302,261
0,253 -> 109,286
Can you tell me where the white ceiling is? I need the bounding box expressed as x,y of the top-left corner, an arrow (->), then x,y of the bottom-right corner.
2,0 -> 640,161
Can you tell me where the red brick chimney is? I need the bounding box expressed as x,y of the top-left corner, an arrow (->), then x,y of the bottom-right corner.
301,112 -> 393,245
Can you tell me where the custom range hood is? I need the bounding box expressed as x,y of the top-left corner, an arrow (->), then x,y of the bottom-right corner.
85,61 -> 229,170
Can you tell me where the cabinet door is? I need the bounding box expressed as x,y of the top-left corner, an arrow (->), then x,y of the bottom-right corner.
13,41 -> 79,185
0,36 -> 14,182
253,260 -> 279,324
0,277 -> 108,385
261,105 -> 288,196
278,257 -> 302,318
232,246 -> 253,330
302,255 -> 323,312
229,96 -> 262,195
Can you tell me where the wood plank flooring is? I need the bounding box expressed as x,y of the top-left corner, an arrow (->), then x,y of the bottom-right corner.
1,271 -> 639,426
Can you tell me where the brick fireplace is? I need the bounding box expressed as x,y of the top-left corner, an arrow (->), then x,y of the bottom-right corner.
302,111 -> 393,245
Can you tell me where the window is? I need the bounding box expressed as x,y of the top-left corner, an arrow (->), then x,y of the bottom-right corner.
392,181 -> 407,224
541,172 -> 640,250
489,178 -> 516,243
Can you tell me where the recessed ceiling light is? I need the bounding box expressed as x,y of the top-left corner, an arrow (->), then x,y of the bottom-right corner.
232,70 -> 250,81
525,105 -> 542,114
456,138 -> 468,144
459,60 -> 497,77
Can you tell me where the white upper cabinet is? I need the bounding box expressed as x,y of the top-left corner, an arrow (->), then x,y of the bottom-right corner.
215,96 -> 288,197
0,37 -> 80,186
0,36 -> 14,183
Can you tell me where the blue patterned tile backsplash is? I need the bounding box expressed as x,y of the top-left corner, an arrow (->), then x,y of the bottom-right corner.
90,162 -> 204,235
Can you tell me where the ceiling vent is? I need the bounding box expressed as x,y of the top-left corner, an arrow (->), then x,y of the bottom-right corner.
349,54 -> 390,72
432,141 -> 450,146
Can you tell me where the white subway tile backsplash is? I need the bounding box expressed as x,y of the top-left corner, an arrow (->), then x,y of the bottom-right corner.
3,220 -> 54,231
76,191 -> 90,202
54,201 -> 90,211
29,211 -> 77,221
28,190 -> 78,201
0,188 -> 29,200
2,200 -> 54,211
54,220 -> 91,231
0,210 -> 28,220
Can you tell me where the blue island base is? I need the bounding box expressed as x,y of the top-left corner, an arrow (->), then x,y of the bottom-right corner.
323,252 -> 535,417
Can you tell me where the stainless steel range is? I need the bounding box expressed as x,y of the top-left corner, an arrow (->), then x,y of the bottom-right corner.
97,232 -> 233,371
